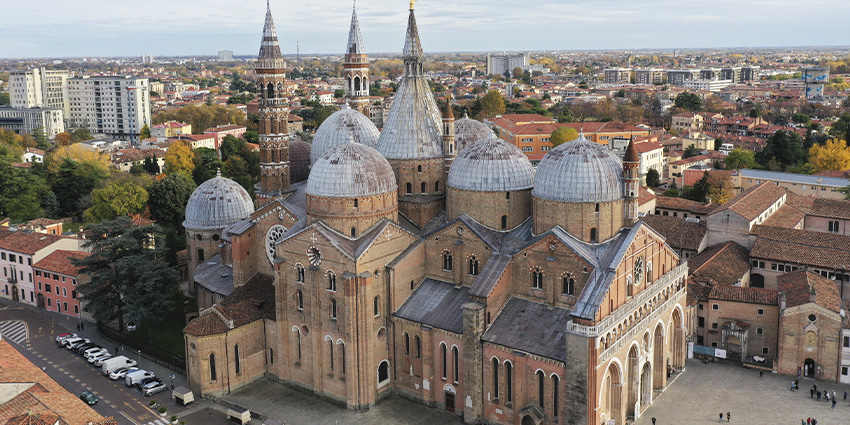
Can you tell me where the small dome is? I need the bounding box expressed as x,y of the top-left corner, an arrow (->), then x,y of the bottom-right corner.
310,105 -> 380,165
306,142 -> 397,198
455,114 -> 494,151
448,135 -> 535,192
290,138 -> 312,183
183,173 -> 254,230
533,135 -> 624,203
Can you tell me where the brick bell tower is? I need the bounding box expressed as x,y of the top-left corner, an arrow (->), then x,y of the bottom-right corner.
256,1 -> 291,202
623,136 -> 640,227
344,2 -> 370,116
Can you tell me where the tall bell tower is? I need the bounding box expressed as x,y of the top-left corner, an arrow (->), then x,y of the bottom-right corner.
256,1 -> 290,202
623,136 -> 640,227
344,2 -> 370,116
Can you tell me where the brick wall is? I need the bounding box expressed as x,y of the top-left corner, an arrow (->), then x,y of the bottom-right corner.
447,187 -> 531,230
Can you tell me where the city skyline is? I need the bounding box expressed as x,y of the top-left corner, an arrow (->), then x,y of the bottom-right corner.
1,0 -> 848,59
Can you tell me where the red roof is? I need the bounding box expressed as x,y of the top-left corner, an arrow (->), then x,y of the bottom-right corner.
0,229 -> 65,255
32,250 -> 88,277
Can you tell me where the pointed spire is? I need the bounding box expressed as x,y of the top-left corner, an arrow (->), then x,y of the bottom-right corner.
624,135 -> 639,162
258,1 -> 283,60
347,1 -> 366,55
403,8 -> 423,58
442,101 -> 454,120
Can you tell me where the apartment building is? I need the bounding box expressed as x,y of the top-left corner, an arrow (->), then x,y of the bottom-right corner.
0,107 -> 65,138
68,75 -> 151,141
737,169 -> 849,200
8,67 -> 71,120
635,68 -> 664,84
33,250 -> 89,318
603,68 -> 631,84
485,53 -> 529,76
0,228 -> 82,306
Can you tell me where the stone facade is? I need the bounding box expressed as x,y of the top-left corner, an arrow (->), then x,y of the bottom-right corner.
777,303 -> 843,381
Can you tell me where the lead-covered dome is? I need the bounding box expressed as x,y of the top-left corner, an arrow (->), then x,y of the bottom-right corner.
183,173 -> 255,230
533,135 -> 624,203
448,135 -> 534,192
307,142 -> 397,198
310,105 -> 380,165
455,114 -> 494,151
290,138 -> 312,183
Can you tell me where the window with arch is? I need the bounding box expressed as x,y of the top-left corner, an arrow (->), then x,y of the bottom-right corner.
378,360 -> 390,385
452,346 -> 459,384
295,264 -> 305,283
406,183 -> 412,194
354,76 -> 361,92
501,215 -> 508,230
350,227 -> 357,238
267,83 -> 274,99
443,251 -> 453,271
417,165 -> 422,173
492,358 -> 500,398
234,344 -> 241,374
329,340 -> 335,371
296,329 -> 302,360
435,181 -> 440,192
552,375 -> 559,417
404,332 -> 410,355
468,256 -> 480,276
590,228 -> 598,243
441,343 -> 448,379
505,361 -> 513,404
415,335 -> 421,358
627,275 -> 633,297
421,182 -> 426,193
197,248 -> 205,262
327,271 -> 337,291
341,342 -> 347,375
531,268 -> 543,289
330,298 -> 337,319
537,370 -> 545,408
209,353 -> 217,381
296,290 -> 304,310
562,274 -> 575,295
373,296 -> 380,317
647,261 -> 653,282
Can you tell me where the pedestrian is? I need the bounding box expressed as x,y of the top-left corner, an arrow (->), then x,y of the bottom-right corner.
817,390 -> 821,401
813,418 -> 817,425
726,411 -> 730,422
844,390 -> 848,401
651,417 -> 656,425
825,391 -> 829,402
114,346 -> 119,354
810,387 -> 815,398
719,412 -> 724,422
832,399 -> 837,410
807,417 -> 811,425
831,390 -> 836,400
791,381 -> 795,391
759,369 -> 763,378
795,378 -> 799,389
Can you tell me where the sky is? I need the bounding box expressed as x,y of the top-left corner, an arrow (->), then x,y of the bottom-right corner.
1,0 -> 848,59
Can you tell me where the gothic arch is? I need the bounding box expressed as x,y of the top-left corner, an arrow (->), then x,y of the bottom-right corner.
600,360 -> 623,425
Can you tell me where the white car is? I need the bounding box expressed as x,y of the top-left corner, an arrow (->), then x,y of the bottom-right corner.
109,367 -> 139,380
83,346 -> 106,357
93,355 -> 113,366
86,351 -> 110,363
55,333 -> 77,343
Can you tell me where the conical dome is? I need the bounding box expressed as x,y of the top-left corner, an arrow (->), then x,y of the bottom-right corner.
448,135 -> 534,192
533,135 -> 624,203
311,105 -> 380,165
183,174 -> 254,230
307,142 -> 397,198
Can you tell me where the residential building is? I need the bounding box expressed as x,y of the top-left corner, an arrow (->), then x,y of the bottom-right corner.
218,50 -> 235,62
151,121 -> 192,139
706,182 -> 787,248
604,68 -> 631,84
641,214 -> 708,259
0,106 -> 65,138
68,75 -> 151,141
8,67 -> 71,120
490,114 -> 564,161
33,250 -> 89,318
0,227 -> 83,306
486,53 -> 529,76
204,125 -> 247,150
671,112 -> 704,133
653,196 -> 717,221
110,148 -> 166,173
170,134 -> 216,150
737,169 -> 849,200
635,68 -> 664,85
749,225 -> 850,290
683,79 -> 732,92
666,69 -> 701,86
22,147 -> 45,163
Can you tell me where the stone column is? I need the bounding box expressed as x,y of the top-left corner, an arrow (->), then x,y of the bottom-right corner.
461,302 -> 485,423
675,328 -> 686,369
628,355 -> 639,417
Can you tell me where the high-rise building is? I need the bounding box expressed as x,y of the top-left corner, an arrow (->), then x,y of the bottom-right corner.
741,66 -> 760,81
218,50 -> 234,62
802,67 -> 829,100
255,2 -> 291,201
67,75 -> 151,140
486,53 -> 529,76
0,107 -> 65,138
343,4 -> 370,116
8,68 -> 70,123
604,68 -> 631,84
666,69 -> 701,86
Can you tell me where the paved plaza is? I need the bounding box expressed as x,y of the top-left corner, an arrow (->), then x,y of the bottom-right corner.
637,359 -> 850,425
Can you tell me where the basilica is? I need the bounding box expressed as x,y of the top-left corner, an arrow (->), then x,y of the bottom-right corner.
182,4 -> 688,425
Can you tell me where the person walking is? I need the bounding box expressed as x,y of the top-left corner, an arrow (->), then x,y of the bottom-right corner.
832,399 -> 837,410
795,378 -> 799,389
831,390 -> 836,400
759,370 -> 763,378
726,411 -> 730,422
844,390 -> 847,401
817,390 -> 821,401
807,417 -> 812,425
652,418 -> 656,425
791,381 -> 795,391
719,412 -> 724,422
810,387 -> 815,398
812,418 -> 818,425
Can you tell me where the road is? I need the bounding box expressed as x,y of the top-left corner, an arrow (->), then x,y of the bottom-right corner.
0,303 -> 191,425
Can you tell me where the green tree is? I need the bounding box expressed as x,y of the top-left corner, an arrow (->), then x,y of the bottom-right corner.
140,124 -> 151,140
51,159 -> 110,218
192,147 -> 224,185
830,113 -> 850,143
674,92 -> 703,111
663,180 -> 680,197
153,104 -> 250,133
713,138 -> 723,151
723,148 -> 756,170
32,128 -> 50,151
755,131 -> 807,170
0,159 -> 50,221
646,169 -> 661,187
84,179 -> 150,222
683,144 -> 701,158
479,90 -> 506,118
143,156 -> 160,175
682,172 -> 711,203
220,135 -> 245,162
74,218 -> 181,342
71,129 -> 94,143
147,173 -> 197,229
791,113 -> 811,125
0,92 -> 9,106
550,127 -> 579,147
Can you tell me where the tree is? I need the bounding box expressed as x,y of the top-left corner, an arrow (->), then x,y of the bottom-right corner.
550,127 -> 579,147
164,141 -> 195,176
54,132 -> 72,146
808,139 -> 850,172
51,159 -> 110,218
71,129 -> 94,144
479,90 -> 506,118
683,144 -> 701,158
706,174 -> 735,205
153,104 -> 250,133
681,172 -> 712,203
791,113 -> 811,125
140,124 -> 151,140
646,169 -> 661,187
32,128 -> 50,151
830,113 -> 850,143
755,131 -> 807,170
674,92 -> 703,112
84,179 -> 150,222
147,173 -> 197,229
220,135 -> 245,162
0,92 -> 9,106
0,159 -> 50,221
73,218 -> 180,341
723,148 -> 756,170
143,156 -> 160,175
512,67 -> 524,79
713,138 -> 723,151
49,144 -> 111,174
663,180 -> 680,197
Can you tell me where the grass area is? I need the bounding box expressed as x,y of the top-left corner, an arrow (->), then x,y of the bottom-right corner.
120,298 -> 189,359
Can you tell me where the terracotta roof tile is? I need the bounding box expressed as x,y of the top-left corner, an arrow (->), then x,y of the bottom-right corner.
778,269 -> 841,313
32,251 -> 88,277
0,229 -> 65,255
761,204 -> 805,229
638,187 -> 656,206
641,215 -> 707,251
655,196 -> 717,215
751,225 -> 850,268
711,182 -> 786,221
689,242 -> 752,286
708,284 -> 779,306
787,193 -> 850,220
184,273 -> 275,336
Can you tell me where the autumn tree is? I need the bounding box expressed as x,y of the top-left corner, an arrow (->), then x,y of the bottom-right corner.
54,132 -> 73,146
808,139 -> 850,172
153,104 -> 250,133
550,127 -> 578,147
478,90 -> 506,118
164,141 -> 195,176
49,144 -> 112,174
84,179 -> 150,222
512,67 -> 524,79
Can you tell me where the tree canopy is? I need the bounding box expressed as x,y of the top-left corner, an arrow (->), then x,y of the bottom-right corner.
147,172 -> 197,229
723,148 -> 757,170
51,158 -> 110,218
646,169 -> 661,187
164,141 -> 195,176
84,179 -> 150,222
755,131 -> 807,171
550,127 -> 578,147
478,90 -> 506,118
808,138 -> 850,172
153,104 -> 249,134
674,92 -> 703,112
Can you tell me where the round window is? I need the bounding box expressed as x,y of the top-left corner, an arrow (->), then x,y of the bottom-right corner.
196,234 -> 203,241
808,314 -> 817,322
212,234 -> 220,241
190,342 -> 197,352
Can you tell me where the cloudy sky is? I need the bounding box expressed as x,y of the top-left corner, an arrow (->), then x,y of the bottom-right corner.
1,0 -> 847,58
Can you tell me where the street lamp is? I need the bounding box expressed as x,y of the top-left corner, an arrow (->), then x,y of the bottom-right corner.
138,349 -> 142,365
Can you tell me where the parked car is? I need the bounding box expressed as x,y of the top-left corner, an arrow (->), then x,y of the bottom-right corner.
92,355 -> 113,366
83,346 -> 106,357
142,380 -> 167,396
86,351 -> 110,363
55,333 -> 77,343
62,337 -> 87,348
109,367 -> 139,380
67,340 -> 92,351
102,356 -> 137,375
79,391 -> 98,405
75,344 -> 98,355
125,370 -> 155,387
138,377 -> 159,388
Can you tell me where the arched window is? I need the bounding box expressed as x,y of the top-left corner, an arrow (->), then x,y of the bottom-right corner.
417,165 -> 422,173
296,330 -> 302,360
492,358 -> 499,397
627,275 -> 633,297
234,344 -> 241,374
537,370 -> 545,408
532,268 -> 543,289
506,191 -> 511,200
373,296 -> 380,317
595,203 -> 600,212
327,272 -> 337,291
552,375 -> 559,417
501,215 -> 508,230
406,183 -> 412,194
505,361 -> 513,404
209,353 -> 217,381
435,181 -> 440,192
341,342 -> 347,374
647,261 -> 653,282
350,227 -> 357,237
441,343 -> 448,379
590,228 -> 598,243
330,298 -> 337,319
404,332 -> 410,355
296,290 -> 303,310
197,248 -> 205,262
421,182 -> 426,193
443,251 -> 453,271
378,360 -> 390,384
354,76 -> 361,92
468,256 -> 479,276
415,335 -> 421,358
329,340 -> 335,371
562,275 -> 575,295
267,83 -> 274,99
295,265 -> 305,283
452,346 -> 459,384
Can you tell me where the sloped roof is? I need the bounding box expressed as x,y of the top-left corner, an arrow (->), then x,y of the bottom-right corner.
655,196 -> 717,215
688,242 -> 751,286
708,285 -> 778,306
751,225 -> 850,268
778,269 -> 841,313
482,297 -> 571,362
32,250 -> 88,277
641,215 -> 707,252
787,193 -> 850,220
0,228 -> 65,255
346,5 -> 365,55
711,182 -> 786,221
394,279 -> 471,334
